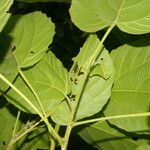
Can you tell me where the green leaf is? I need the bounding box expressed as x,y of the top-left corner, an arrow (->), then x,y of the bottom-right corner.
18,126 -> 49,150
136,144 -> 150,150
0,100 -> 49,150
73,34 -> 103,72
3,12 -> 55,68
0,104 -> 21,150
70,0 -> 150,34
79,121 -> 149,150
5,52 -> 71,115
75,49 -> 114,120
51,35 -> 114,125
73,35 -> 114,120
0,0 -> 13,33
70,0 -> 108,32
104,39 -> 150,133
0,34 -> 18,95
15,0 -> 71,3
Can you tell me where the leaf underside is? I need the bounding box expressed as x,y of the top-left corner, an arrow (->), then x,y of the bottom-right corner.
0,0 -> 13,33
79,120 -> 149,150
51,35 -> 115,125
70,0 -> 150,34
3,12 -> 55,68
0,33 -> 18,95
104,39 -> 150,133
0,103 -> 49,150
6,52 -> 71,116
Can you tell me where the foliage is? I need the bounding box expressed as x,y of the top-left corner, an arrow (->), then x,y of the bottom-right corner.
0,0 -> 150,150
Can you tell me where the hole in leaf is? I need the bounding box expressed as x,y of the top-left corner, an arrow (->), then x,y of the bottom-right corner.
70,77 -> 73,82
100,57 -> 104,60
2,141 -> 6,145
78,71 -> 84,75
74,78 -> 78,85
71,94 -> 76,101
132,137 -> 138,141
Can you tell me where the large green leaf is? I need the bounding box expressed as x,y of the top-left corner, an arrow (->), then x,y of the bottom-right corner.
104,39 -> 150,133
79,121 -> 149,150
75,50 -> 114,120
3,12 -> 55,68
0,0 -> 13,33
6,52 -> 71,115
70,0 -> 150,34
0,34 -> 18,95
51,35 -> 114,125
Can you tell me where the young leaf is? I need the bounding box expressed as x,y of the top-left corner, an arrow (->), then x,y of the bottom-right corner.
0,0 -> 13,33
75,49 -> 114,120
0,34 -> 18,95
3,12 -> 55,68
104,39 -> 150,133
79,121 -> 149,150
5,52 -> 71,115
73,34 -> 104,72
70,0 -> 150,34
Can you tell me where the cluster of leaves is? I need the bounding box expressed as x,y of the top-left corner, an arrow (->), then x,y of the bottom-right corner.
0,0 -> 150,150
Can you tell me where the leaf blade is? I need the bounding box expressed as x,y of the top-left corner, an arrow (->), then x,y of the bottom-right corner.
104,39 -> 150,133
5,52 -> 71,115
79,120 -> 149,150
70,0 -> 150,34
3,12 -> 55,68
51,35 -> 114,125
0,0 -> 13,33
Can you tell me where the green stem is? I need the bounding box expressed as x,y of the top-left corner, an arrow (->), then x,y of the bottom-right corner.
0,73 -> 62,144
9,120 -> 41,146
72,23 -> 115,122
7,111 -> 21,150
50,124 -> 60,150
74,112 -> 150,127
50,139 -> 56,150
61,124 -> 72,150
12,110 -> 21,137
18,68 -> 47,118
18,68 -> 58,142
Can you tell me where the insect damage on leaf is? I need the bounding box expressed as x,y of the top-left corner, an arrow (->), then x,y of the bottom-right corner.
90,56 -> 111,80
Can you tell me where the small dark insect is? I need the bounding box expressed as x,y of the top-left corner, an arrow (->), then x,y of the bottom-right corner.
100,57 -> 104,61
2,141 -> 6,145
11,46 -> 16,51
30,51 -> 34,54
